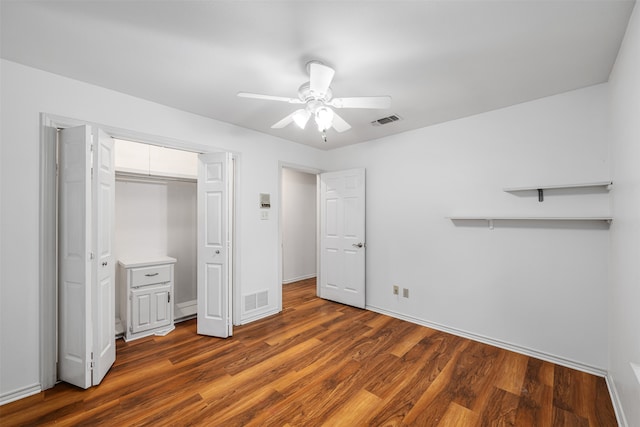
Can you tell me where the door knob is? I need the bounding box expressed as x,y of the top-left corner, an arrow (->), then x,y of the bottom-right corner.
352,242 -> 364,248
215,250 -> 220,254
102,261 -> 108,266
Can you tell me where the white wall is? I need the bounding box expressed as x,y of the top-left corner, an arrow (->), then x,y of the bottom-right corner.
282,168 -> 317,283
609,2 -> 640,425
167,181 -> 198,305
0,59 -> 326,401
326,84 -> 611,371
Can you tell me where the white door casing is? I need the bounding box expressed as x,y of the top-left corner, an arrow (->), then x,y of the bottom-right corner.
319,169 -> 366,308
197,152 -> 233,338
58,126 -> 93,389
92,129 -> 116,385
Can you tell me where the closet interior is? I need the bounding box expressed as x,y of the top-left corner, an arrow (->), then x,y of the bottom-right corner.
113,139 -> 199,338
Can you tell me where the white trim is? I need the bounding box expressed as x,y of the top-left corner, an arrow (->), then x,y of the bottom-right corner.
282,274 -> 317,285
366,304 -> 607,377
239,308 -> 280,325
174,299 -> 197,320
605,373 -> 628,427
0,384 -> 41,406
39,114 -> 58,391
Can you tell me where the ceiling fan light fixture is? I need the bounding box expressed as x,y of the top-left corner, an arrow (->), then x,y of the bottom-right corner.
292,109 -> 311,129
315,107 -> 334,132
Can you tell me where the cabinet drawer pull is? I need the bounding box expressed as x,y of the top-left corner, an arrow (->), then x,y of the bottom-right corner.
145,272 -> 159,277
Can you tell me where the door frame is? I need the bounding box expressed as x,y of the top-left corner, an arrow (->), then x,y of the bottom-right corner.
38,113 -> 241,390
277,162 -> 324,308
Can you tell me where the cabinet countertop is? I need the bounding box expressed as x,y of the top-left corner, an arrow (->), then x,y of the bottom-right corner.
118,256 -> 177,268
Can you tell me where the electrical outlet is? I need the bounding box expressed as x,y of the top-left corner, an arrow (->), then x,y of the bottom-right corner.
403,288 -> 409,298
393,285 -> 399,295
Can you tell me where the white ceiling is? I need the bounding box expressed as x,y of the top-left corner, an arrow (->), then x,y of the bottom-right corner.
1,1 -> 635,150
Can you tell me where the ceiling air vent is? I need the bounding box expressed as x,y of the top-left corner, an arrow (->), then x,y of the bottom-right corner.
371,114 -> 402,126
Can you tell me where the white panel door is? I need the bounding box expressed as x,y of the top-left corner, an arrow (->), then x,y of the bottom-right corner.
58,125 -> 92,389
319,169 -> 366,308
197,152 -> 232,337
92,129 -> 115,385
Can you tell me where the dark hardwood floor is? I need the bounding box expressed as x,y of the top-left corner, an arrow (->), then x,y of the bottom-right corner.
1,278 -> 616,426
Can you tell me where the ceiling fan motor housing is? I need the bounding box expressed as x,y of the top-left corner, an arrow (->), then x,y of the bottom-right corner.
298,82 -> 332,103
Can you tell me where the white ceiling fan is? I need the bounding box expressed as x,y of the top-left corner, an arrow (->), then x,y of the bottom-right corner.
238,61 -> 391,141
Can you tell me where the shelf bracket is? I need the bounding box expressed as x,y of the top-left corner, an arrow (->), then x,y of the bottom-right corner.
488,219 -> 494,230
538,189 -> 544,202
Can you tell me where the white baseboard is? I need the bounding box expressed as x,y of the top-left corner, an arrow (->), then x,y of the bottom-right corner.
0,383 -> 41,406
282,274 -> 316,284
175,299 -> 197,321
239,308 -> 280,325
605,373 -> 628,427
366,304 -> 607,377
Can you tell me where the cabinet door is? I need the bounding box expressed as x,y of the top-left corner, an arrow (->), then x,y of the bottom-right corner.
131,284 -> 172,334
149,145 -> 198,179
114,139 -> 149,175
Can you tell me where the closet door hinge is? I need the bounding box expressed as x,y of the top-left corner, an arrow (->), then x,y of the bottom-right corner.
88,352 -> 94,371
90,142 -> 94,179
90,252 -> 94,260
168,292 -> 171,304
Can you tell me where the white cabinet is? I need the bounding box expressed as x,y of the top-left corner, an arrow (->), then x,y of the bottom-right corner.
119,257 -> 177,342
149,145 -> 198,179
114,139 -> 198,179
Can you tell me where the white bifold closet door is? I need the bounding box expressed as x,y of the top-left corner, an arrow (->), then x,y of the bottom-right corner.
197,152 -> 233,338
319,168 -> 366,309
58,125 -> 115,389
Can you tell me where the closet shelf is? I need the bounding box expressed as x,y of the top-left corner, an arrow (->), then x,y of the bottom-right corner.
448,216 -> 613,229
502,181 -> 612,192
503,181 -> 612,202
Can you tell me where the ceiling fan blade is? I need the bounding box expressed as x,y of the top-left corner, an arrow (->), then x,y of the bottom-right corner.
309,62 -> 335,96
237,92 -> 303,104
271,111 -> 297,129
331,111 -> 351,133
330,96 -> 392,109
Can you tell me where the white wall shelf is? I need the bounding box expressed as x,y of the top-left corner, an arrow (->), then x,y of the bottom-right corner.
503,181 -> 612,202
448,216 -> 613,229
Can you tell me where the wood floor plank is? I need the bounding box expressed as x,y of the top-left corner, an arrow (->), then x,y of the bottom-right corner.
0,278 -> 617,427
478,386 -> 520,426
493,350 -> 529,396
389,323 -> 435,357
515,358 -> 555,426
321,389 -> 383,426
438,402 -> 480,427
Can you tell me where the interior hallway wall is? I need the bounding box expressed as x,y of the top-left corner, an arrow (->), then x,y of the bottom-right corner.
281,168 -> 317,284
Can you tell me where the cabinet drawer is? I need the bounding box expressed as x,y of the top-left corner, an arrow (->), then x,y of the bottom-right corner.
130,264 -> 171,287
